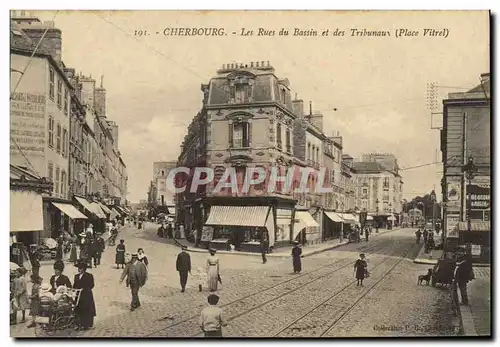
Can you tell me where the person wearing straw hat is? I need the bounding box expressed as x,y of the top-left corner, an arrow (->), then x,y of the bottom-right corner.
73,262 -> 96,330
120,253 -> 148,311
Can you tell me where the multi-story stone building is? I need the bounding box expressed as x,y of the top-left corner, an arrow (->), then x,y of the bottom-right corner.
176,62 -> 321,251
352,153 -> 404,228
440,73 -> 490,262
10,12 -> 128,241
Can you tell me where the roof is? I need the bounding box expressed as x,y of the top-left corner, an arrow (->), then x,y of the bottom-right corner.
352,161 -> 386,173
10,164 -> 41,180
468,76 -> 490,94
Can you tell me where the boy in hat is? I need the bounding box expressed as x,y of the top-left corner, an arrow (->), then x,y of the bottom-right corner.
176,245 -> 191,292
120,253 -> 148,311
199,294 -> 227,337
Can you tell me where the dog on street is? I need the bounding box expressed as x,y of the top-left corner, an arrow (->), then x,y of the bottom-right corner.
418,269 -> 433,285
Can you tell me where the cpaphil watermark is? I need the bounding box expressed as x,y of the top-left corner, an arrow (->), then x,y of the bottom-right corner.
165,166 -> 333,194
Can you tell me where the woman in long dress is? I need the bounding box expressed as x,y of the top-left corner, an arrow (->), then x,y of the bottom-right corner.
206,249 -> 220,292
115,239 -> 126,269
291,241 -> 302,274
13,267 -> 30,324
354,253 -> 368,286
73,262 -> 96,330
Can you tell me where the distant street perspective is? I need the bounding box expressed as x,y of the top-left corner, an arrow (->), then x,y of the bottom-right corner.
9,10 -> 490,339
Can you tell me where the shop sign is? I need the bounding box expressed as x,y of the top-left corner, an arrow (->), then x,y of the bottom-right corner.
467,181 -> 490,210
446,180 -> 461,209
471,244 -> 481,256
446,213 -> 460,238
200,226 -> 214,242
10,92 -> 46,157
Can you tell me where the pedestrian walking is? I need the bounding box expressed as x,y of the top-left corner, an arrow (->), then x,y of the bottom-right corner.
56,235 -> 64,260
176,245 -> 191,292
167,224 -> 174,239
73,262 -> 96,330
29,247 -> 40,278
137,248 -> 149,267
13,267 -> 30,323
157,223 -> 166,238
199,294 -> 227,338
115,239 -> 126,269
291,241 -> 302,274
120,253 -> 148,311
365,228 -> 369,242
95,234 -> 105,265
354,253 -> 368,286
415,229 -> 422,244
26,274 -> 42,328
423,229 -> 429,244
260,237 -> 268,264
206,249 -> 220,292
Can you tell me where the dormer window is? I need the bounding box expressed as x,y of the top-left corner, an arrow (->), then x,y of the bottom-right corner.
281,88 -> 287,104
229,75 -> 254,104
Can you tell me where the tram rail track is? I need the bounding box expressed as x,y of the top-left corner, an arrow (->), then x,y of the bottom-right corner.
272,243 -> 416,337
144,237 -> 397,337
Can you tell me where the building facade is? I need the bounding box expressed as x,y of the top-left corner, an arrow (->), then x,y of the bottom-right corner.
352,153 -> 404,227
440,73 -> 490,262
176,62 -> 325,251
10,12 -> 128,241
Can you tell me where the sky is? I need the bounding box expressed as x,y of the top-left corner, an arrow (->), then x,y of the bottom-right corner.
30,10 -> 489,203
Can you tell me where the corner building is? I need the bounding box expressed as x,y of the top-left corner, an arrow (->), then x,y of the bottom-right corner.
176,62 -> 319,252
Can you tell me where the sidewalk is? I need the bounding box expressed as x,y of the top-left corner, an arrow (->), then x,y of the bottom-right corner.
413,243 -> 491,267
176,227 -> 400,258
458,268 -> 491,336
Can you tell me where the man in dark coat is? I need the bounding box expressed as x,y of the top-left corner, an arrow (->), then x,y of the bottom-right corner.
291,241 -> 302,274
94,234 -> 105,266
176,246 -> 191,292
120,254 -> 148,311
454,253 -> 475,305
73,262 -> 96,330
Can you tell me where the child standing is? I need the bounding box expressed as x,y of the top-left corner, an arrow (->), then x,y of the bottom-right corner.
13,267 -> 30,324
199,294 -> 227,337
196,266 -> 207,292
27,275 -> 42,328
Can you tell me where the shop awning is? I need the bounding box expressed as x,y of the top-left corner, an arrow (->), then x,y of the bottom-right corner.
324,211 -> 344,223
387,214 -> 396,221
75,196 -> 94,215
167,206 -> 176,216
110,208 -> 120,219
458,221 -> 490,232
10,190 -> 44,232
90,202 -> 107,219
205,206 -> 270,227
52,202 -> 88,220
293,211 -> 319,240
339,213 -> 356,223
367,215 -> 374,221
98,202 -> 112,215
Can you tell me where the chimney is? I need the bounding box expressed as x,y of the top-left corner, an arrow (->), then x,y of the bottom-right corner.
94,75 -> 106,118
292,99 -> 304,117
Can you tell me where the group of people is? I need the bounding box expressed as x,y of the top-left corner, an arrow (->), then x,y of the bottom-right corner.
415,228 -> 436,253
157,223 -> 175,239
72,228 -> 106,269
10,260 -> 97,331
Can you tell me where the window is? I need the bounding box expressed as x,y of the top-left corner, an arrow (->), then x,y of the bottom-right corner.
383,202 -> 389,211
55,167 -> 60,195
48,162 -> 54,181
233,84 -> 252,103
362,188 -> 368,195
56,123 -> 61,153
286,128 -> 291,152
64,89 -> 69,115
231,122 -> 250,148
48,117 -> 54,148
276,122 -> 282,148
62,128 -> 67,157
383,193 -> 389,201
49,68 -> 55,100
307,143 -> 311,161
57,79 -> 63,108
61,170 -> 66,197
331,170 -> 335,183
383,177 -> 390,189
281,88 -> 287,104
316,148 -> 320,165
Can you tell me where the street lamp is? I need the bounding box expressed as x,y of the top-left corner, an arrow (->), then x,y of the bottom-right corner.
375,199 -> 379,232
462,156 -> 477,234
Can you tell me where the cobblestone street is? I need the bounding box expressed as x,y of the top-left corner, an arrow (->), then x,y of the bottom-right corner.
11,226 -> 461,338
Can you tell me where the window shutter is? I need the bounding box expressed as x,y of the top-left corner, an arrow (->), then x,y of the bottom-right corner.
247,122 -> 252,147
229,122 -> 233,148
